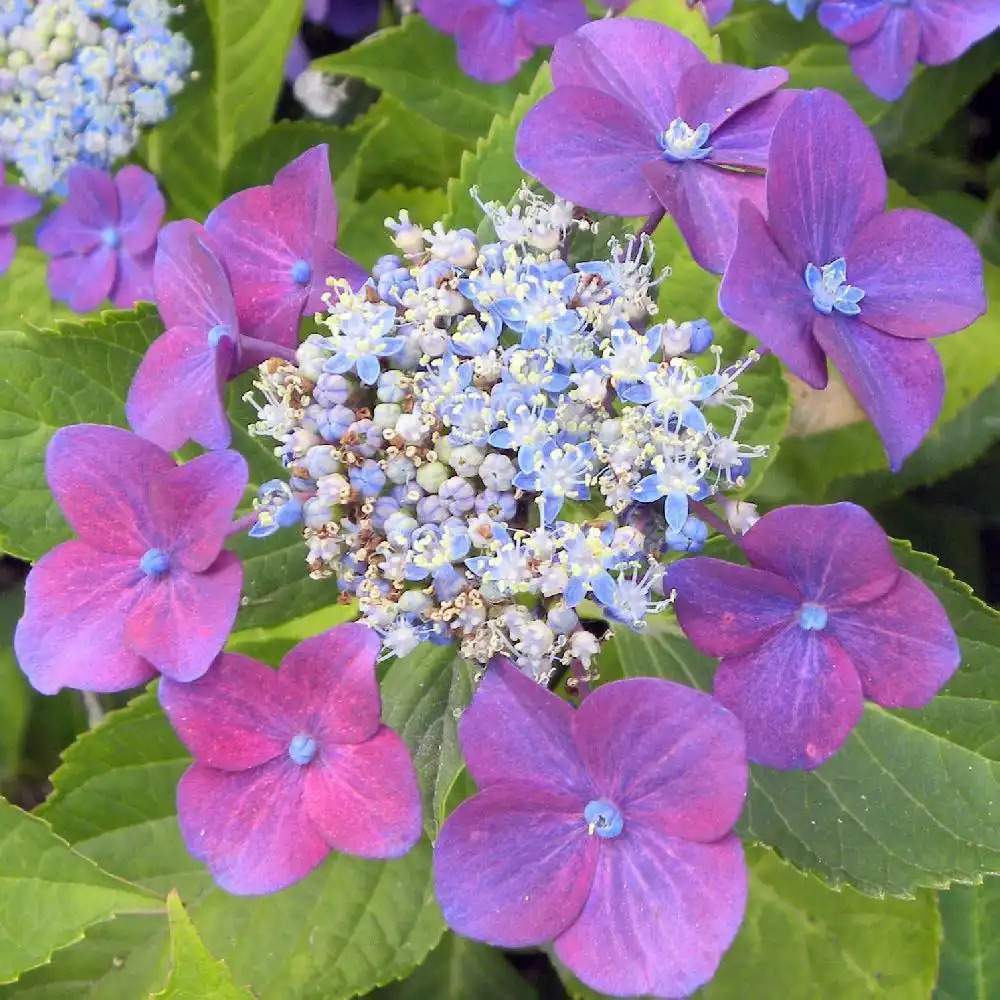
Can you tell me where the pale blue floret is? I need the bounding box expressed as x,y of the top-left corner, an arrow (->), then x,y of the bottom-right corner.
658,118 -> 713,163
805,257 -> 865,316
139,547 -> 170,577
584,799 -> 624,838
288,733 -> 318,766
632,458 -> 711,532
249,480 -> 303,538
798,602 -> 828,631
512,440 -> 595,524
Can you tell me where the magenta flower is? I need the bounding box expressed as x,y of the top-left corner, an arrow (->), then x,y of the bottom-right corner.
515,18 -> 794,273
667,503 -> 960,771
14,425 -> 247,694
159,624 -> 423,895
204,145 -> 366,343
433,658 -> 748,998
36,165 -> 165,312
719,89 -> 985,469
818,0 -> 1000,101
418,0 -> 588,84
0,180 -> 41,276
127,220 -> 298,452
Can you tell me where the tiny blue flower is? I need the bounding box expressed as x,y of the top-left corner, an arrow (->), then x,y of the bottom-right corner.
805,258 -> 865,316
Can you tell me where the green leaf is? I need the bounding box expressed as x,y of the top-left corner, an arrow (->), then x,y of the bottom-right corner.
0,248 -> 68,332
935,878 -> 1000,1000
225,602 -> 359,665
0,588 -> 30,786
17,691 -> 444,999
445,66 -> 551,232
0,796 -> 160,985
556,846 -> 939,1000
371,933 -> 537,1000
381,647 -> 474,835
625,0 -> 722,60
599,542 -> 1000,896
312,17 -> 542,144
143,0 -> 304,219
339,185 -> 449,270
152,892 -> 252,1000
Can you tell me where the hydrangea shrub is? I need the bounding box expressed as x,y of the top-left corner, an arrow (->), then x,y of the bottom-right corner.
0,0 -> 999,997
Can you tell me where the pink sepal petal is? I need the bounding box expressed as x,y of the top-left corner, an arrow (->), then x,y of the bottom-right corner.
433,784 -> 598,948
572,679 -> 748,843
46,423 -> 174,554
554,828 -> 747,999
829,570 -> 960,708
159,653 -> 288,770
177,761 -> 330,895
123,550 -> 243,683
14,541 -> 154,695
304,726 -> 422,858
269,146 -> 338,255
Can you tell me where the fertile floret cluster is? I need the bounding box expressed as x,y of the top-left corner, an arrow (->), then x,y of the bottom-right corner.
0,0 -> 192,193
247,187 -> 766,679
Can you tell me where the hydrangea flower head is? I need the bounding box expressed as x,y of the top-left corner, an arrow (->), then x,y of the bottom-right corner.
418,0 -> 589,84
818,0 -> 1000,100
0,179 -> 41,275
516,18 -> 795,273
667,503 -> 961,769
433,658 -> 748,997
159,623 -> 422,895
205,145 -> 367,343
0,0 -> 192,193
719,89 -> 985,469
15,425 -> 247,694
36,164 -> 165,312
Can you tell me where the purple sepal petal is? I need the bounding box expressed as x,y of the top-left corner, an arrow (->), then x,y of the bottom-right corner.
14,541 -> 155,695
114,166 -> 165,254
126,324 -> 236,452
177,760 -> 330,895
36,206 -> 103,255
47,245 -> 118,312
829,569 -> 960,708
303,727 -> 422,858
284,32 -> 310,80
668,557 -> 802,656
713,627 -> 864,769
159,653 -> 288,770
518,0 -> 588,46
740,502 -> 900,608
418,0 -> 467,32
916,0 -> 1000,65
765,89 -> 886,271
813,313 -> 944,471
46,424 -> 174,555
269,145 -> 338,259
572,679 -> 748,842
62,165 -> 119,231
458,656 -> 593,796
718,200 -> 827,387
0,184 -> 42,227
554,828 -> 747,998
847,208 -> 986,339
818,0 -> 888,44
708,89 -> 799,170
109,246 -> 156,307
517,87 -> 659,218
433,784 -> 598,947
703,0 -> 734,25
325,0 -> 380,37
275,624 -> 384,744
676,63 -> 788,132
0,231 -> 14,276
455,6 -> 527,84
148,450 -> 248,572
848,6 -> 920,102
123,550 -> 243,683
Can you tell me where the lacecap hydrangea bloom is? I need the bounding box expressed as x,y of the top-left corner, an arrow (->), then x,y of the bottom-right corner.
242,176 -> 767,680
0,0 -> 193,194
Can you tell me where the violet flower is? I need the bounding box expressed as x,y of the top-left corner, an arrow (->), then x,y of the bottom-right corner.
0,180 -> 41,276
667,503 -> 960,771
159,624 -> 422,895
718,89 -> 985,469
15,425 -> 247,694
418,0 -> 588,84
433,658 -> 748,998
127,220 -> 299,452
36,165 -> 165,312
516,18 -> 795,273
818,0 -> 1000,101
205,145 -> 366,343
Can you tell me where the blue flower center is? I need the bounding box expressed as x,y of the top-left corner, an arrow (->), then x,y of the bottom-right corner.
798,602 -> 828,631
207,324 -> 232,347
288,733 -> 318,766
658,118 -> 713,163
290,259 -> 312,285
584,799 -> 624,839
100,226 -> 121,248
805,257 -> 865,316
139,548 -> 170,577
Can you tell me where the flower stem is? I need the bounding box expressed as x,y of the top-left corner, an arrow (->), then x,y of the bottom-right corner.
227,512 -> 256,536
639,206 -> 666,237
690,498 -> 742,547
